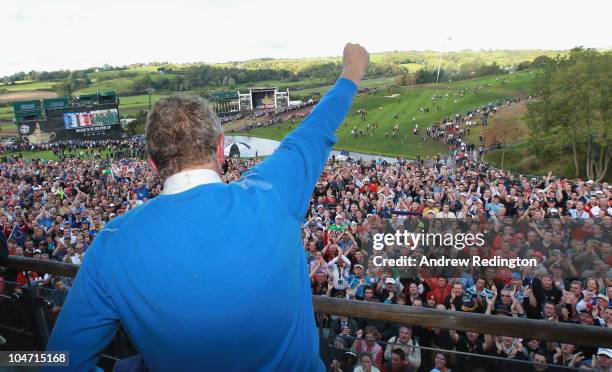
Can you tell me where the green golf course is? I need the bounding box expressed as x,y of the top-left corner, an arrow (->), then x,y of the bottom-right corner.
233,72 -> 535,159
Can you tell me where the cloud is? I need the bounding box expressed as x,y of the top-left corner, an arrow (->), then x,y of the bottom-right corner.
0,0 -> 610,76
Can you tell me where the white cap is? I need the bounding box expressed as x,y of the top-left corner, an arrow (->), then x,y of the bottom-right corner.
597,348 -> 612,358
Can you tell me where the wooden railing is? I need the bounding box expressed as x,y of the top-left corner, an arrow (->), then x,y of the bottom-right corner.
4,256 -> 612,348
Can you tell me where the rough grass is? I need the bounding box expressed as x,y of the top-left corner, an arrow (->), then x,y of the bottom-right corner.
484,144 -> 592,179
464,102 -> 529,146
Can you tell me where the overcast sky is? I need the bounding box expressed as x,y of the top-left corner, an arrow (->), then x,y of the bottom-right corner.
1,0 -> 610,77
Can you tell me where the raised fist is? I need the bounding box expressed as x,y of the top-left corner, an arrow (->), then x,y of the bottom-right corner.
341,43 -> 370,85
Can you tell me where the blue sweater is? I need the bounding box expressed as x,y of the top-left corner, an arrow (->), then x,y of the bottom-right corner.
45,77 -> 357,371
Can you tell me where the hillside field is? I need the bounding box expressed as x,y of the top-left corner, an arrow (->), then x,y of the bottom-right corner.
234,72 -> 535,159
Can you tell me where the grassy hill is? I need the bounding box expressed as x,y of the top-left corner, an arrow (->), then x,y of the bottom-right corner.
222,49 -> 564,73
0,106 -> 13,121
234,72 -> 535,159
0,81 -> 57,92
74,78 -> 134,95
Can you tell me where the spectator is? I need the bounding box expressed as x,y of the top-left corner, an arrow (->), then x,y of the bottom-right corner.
382,349 -> 412,372
352,326 -> 384,369
430,352 -> 451,372
353,353 -> 381,372
383,326 -> 420,371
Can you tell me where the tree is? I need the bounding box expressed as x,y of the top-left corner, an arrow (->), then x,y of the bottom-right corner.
516,60 -> 531,71
526,48 -> 611,182
393,73 -> 416,86
531,55 -> 553,69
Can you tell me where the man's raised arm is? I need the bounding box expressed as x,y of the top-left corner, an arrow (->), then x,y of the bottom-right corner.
241,43 -> 369,219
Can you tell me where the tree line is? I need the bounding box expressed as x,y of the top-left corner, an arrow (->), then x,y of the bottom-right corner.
526,48 -> 611,182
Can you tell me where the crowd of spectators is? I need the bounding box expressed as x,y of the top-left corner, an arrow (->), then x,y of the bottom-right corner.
425,96 -> 526,160
230,100 -> 317,132
1,138 -> 146,162
0,133 -> 610,371
297,155 -> 611,371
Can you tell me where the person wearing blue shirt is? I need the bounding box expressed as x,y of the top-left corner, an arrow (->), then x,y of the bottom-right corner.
45,43 -> 370,372
485,194 -> 503,217
134,181 -> 149,200
348,264 -> 372,299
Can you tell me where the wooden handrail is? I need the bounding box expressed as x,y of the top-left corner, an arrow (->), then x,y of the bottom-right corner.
3,256 -> 79,277
313,296 -> 612,348
4,256 -> 611,348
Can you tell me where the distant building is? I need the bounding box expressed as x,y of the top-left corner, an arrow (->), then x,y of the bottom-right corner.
209,87 -> 289,115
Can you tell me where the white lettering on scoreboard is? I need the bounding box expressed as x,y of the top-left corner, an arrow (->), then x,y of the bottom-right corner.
75,125 -> 112,133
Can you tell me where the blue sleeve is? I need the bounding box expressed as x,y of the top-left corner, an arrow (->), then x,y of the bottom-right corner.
239,78 -> 357,219
44,234 -> 119,372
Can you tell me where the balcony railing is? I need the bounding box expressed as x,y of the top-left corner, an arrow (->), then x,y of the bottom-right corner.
3,255 -> 611,349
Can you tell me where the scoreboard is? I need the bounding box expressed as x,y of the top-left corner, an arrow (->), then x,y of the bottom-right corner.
63,108 -> 119,129
14,92 -> 124,143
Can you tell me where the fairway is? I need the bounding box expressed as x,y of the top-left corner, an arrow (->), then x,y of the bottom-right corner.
236,72 -> 534,159
0,81 -> 57,92
74,78 -> 134,95
118,94 -> 170,115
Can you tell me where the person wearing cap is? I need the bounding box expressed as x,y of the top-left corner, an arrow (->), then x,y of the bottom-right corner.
485,194 -> 504,217
379,277 -> 403,304
592,348 -> 612,370
349,264 -> 371,300
46,44 -> 371,371
359,177 -> 375,194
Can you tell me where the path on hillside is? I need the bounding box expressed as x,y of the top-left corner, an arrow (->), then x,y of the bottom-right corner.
0,90 -> 57,104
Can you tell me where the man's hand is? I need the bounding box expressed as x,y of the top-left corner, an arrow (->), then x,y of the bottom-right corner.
340,43 -> 369,85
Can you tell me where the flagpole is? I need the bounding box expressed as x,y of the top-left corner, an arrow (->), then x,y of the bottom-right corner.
7,224 -> 18,241
436,36 -> 452,84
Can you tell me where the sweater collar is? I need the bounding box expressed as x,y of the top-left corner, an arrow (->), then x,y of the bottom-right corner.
162,168 -> 221,195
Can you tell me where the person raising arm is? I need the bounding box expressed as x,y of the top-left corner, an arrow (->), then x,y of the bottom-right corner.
45,43 -> 370,372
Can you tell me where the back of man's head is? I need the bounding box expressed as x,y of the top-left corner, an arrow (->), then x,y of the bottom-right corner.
146,94 -> 223,179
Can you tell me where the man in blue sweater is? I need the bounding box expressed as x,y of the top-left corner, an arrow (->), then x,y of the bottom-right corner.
46,43 -> 369,371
